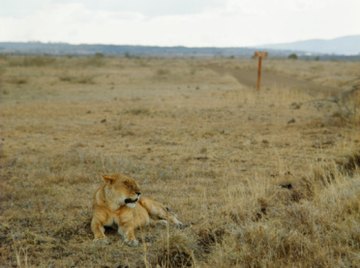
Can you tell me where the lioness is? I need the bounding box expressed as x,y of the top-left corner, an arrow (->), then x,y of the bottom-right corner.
91,173 -> 184,246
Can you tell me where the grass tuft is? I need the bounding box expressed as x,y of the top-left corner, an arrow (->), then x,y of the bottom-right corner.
152,232 -> 195,267
59,74 -> 95,84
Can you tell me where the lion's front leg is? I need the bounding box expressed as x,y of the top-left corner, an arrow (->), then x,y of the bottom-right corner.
120,225 -> 139,247
91,217 -> 110,244
117,225 -> 125,239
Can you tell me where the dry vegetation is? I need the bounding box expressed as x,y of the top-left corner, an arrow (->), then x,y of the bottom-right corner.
0,55 -> 360,267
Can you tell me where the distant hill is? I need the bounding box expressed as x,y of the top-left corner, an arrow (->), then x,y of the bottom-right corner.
0,36 -> 359,59
0,42 -> 301,58
258,35 -> 360,55
0,42 -> 264,57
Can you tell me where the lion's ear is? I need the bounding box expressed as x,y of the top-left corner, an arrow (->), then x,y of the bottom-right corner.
102,175 -> 116,184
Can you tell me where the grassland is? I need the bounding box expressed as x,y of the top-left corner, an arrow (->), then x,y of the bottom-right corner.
0,55 -> 359,267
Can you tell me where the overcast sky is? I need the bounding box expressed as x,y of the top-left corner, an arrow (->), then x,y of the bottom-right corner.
1,0 -> 359,47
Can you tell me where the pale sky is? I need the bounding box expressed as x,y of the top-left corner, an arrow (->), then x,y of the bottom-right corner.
1,0 -> 359,47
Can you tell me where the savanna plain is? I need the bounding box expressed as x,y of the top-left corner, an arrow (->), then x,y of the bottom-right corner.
0,55 -> 360,267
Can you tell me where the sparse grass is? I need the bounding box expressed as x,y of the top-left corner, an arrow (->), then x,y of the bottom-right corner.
82,54 -> 106,67
0,67 -> 4,93
204,158 -> 360,267
6,76 -> 28,85
0,55 -> 359,267
8,55 -> 57,67
59,73 -> 95,84
126,108 -> 151,116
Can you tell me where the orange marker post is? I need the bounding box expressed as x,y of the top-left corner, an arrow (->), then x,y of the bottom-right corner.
253,51 -> 268,90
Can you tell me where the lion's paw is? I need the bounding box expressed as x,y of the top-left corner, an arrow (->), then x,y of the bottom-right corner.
157,220 -> 169,226
93,237 -> 110,245
176,222 -> 189,229
125,239 -> 139,247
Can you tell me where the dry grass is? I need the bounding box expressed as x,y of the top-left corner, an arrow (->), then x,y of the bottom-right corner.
0,55 -> 359,267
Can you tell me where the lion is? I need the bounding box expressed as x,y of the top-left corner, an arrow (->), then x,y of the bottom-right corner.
91,173 -> 184,246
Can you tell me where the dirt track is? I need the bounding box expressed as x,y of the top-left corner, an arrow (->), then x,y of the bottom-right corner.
208,65 -> 339,96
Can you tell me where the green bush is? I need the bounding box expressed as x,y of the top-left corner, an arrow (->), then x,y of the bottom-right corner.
288,53 -> 298,60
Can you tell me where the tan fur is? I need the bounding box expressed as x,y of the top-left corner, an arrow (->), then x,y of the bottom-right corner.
91,173 -> 184,246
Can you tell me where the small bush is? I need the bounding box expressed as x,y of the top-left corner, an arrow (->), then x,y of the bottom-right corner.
156,69 -> 171,77
288,53 -> 298,60
94,53 -> 104,58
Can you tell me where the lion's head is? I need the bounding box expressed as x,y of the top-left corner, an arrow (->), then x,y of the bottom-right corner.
102,174 -> 141,209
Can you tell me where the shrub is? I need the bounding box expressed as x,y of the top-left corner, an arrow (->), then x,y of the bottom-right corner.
288,53 -> 298,60
156,69 -> 170,77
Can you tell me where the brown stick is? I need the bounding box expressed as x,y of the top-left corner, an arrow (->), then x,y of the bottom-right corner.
257,56 -> 263,90
254,51 -> 268,90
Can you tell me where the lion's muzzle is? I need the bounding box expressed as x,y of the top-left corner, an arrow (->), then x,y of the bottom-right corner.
124,193 -> 141,208
125,197 -> 139,204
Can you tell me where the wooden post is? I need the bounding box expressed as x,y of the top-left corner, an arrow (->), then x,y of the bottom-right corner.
257,56 -> 262,90
253,51 -> 268,90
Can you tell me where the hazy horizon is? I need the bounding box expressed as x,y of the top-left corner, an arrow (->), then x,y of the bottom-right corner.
1,34 -> 359,49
